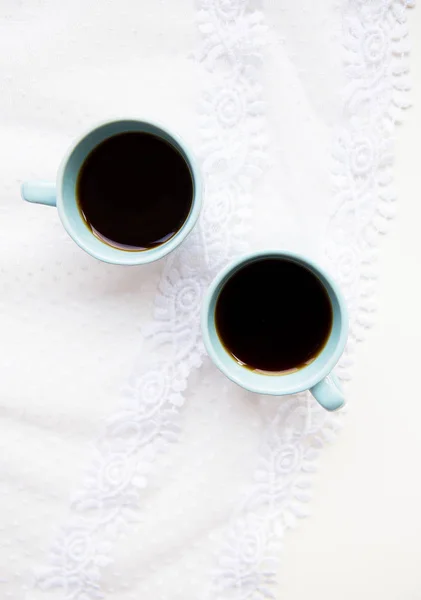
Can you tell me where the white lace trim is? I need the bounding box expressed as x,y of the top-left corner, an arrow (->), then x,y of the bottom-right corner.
329,0 -> 414,378
201,1 -> 414,598
33,0 -> 268,597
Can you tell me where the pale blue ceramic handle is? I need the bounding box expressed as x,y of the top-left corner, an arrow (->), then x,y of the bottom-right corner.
21,181 -> 56,207
310,372 -> 345,412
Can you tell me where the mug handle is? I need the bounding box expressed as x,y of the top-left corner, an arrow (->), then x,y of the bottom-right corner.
21,181 -> 56,207
310,372 -> 345,412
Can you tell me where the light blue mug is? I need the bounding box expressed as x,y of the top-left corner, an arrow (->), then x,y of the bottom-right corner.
21,119 -> 202,265
201,250 -> 348,411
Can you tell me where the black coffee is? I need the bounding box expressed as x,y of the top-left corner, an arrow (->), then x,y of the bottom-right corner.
215,259 -> 333,373
77,132 -> 193,250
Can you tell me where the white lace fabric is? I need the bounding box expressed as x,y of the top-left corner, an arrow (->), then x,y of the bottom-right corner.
0,1 -> 414,599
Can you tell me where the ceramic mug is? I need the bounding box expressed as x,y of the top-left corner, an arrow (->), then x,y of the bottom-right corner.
201,250 -> 348,411
21,119 -> 202,265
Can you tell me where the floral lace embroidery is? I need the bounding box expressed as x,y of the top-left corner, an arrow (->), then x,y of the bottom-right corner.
328,0 -> 413,378
201,1 -> 414,598
34,0 -> 268,597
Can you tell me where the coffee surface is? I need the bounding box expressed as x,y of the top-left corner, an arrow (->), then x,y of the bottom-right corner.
215,259 -> 333,373
77,132 -> 193,250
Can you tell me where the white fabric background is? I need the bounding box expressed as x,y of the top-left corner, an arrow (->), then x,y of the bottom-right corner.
0,1 -> 415,599
281,9 -> 421,599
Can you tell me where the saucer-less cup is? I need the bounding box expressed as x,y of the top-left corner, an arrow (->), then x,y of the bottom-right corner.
201,250 -> 348,411
21,119 -> 202,265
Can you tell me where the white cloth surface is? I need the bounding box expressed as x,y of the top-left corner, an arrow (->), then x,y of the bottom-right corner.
0,1 -> 414,599
278,9 -> 421,598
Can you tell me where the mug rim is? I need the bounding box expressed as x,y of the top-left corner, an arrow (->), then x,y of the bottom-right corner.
56,118 -> 202,265
201,249 -> 349,395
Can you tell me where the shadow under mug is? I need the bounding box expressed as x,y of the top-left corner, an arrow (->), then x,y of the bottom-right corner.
201,250 -> 349,411
21,119 -> 202,265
